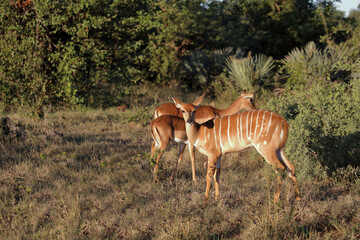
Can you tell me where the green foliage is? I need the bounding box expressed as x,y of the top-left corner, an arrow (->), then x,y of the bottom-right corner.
0,0 -> 348,113
281,41 -> 356,89
210,73 -> 240,104
182,48 -> 242,88
0,0 -> 170,112
267,79 -> 360,179
226,53 -> 275,96
348,5 -> 360,27
226,0 -> 339,58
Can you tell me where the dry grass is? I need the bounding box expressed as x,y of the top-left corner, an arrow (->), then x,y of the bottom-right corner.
0,107 -> 359,239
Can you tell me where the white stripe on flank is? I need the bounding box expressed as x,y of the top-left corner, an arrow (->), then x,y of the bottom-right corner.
219,117 -> 224,149
203,127 -> 206,145
250,110 -> 255,139
266,112 -> 273,135
214,120 -> 218,149
259,110 -> 266,139
228,116 -> 234,148
250,110 -> 256,138
237,113 -> 241,144
240,112 -> 243,142
194,139 -> 199,147
248,111 -> 254,140
246,111 -> 250,140
254,110 -> 260,139
280,128 -> 284,141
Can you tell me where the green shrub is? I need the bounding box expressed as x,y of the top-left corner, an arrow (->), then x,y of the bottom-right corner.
182,48 -> 242,88
267,79 -> 360,180
281,41 -> 355,90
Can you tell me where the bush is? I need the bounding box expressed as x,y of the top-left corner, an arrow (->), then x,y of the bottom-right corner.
281,42 -> 355,90
181,48 -> 242,89
267,78 -> 360,180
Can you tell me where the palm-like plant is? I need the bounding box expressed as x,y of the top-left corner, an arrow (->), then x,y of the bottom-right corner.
225,54 -> 275,96
282,41 -> 354,88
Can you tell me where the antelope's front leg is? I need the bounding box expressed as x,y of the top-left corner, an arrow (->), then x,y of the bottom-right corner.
214,156 -> 221,201
203,156 -> 218,204
188,144 -> 196,182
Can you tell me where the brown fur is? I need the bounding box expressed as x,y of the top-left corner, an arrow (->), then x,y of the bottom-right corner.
171,97 -> 301,204
151,91 -> 256,182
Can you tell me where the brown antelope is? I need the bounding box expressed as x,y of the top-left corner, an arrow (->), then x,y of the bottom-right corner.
150,115 -> 187,181
150,91 -> 256,182
171,95 -> 301,203
116,105 -> 126,112
154,91 -> 256,119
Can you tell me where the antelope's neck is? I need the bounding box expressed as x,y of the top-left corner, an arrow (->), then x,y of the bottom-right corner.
185,122 -> 201,144
216,97 -> 244,116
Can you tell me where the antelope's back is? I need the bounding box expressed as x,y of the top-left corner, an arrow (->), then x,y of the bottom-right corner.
154,103 -> 183,119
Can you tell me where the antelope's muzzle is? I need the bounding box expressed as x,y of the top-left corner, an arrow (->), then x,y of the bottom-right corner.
187,112 -> 195,125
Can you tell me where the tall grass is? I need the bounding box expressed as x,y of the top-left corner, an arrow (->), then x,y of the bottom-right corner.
0,92 -> 359,238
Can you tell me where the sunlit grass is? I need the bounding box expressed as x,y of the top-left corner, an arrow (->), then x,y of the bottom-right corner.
0,106 -> 359,239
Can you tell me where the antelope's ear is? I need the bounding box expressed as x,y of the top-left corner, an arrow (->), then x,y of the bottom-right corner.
195,106 -> 218,125
241,89 -> 247,95
192,92 -> 205,107
171,96 -> 183,109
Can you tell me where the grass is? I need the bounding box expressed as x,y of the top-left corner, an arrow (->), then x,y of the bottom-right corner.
0,106 -> 359,239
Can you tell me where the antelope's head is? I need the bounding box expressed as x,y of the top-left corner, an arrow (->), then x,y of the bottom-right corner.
239,90 -> 257,111
171,93 -> 204,125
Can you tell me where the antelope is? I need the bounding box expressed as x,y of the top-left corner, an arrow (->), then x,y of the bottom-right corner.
117,105 -> 126,112
171,95 -> 301,203
154,92 -> 256,119
150,115 -> 187,181
151,91 -> 256,182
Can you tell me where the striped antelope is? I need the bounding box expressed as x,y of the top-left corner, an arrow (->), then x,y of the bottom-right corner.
171,96 -> 301,203
151,91 -> 256,182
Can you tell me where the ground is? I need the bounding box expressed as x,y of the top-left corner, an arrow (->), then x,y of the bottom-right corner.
0,108 -> 359,239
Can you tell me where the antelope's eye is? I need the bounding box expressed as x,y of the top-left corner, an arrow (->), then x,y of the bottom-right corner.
181,110 -> 185,113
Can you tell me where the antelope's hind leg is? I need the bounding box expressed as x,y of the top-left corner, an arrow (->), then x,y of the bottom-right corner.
274,168 -> 285,203
260,149 -> 287,203
152,142 -> 167,182
279,149 -> 301,201
214,156 -> 221,201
